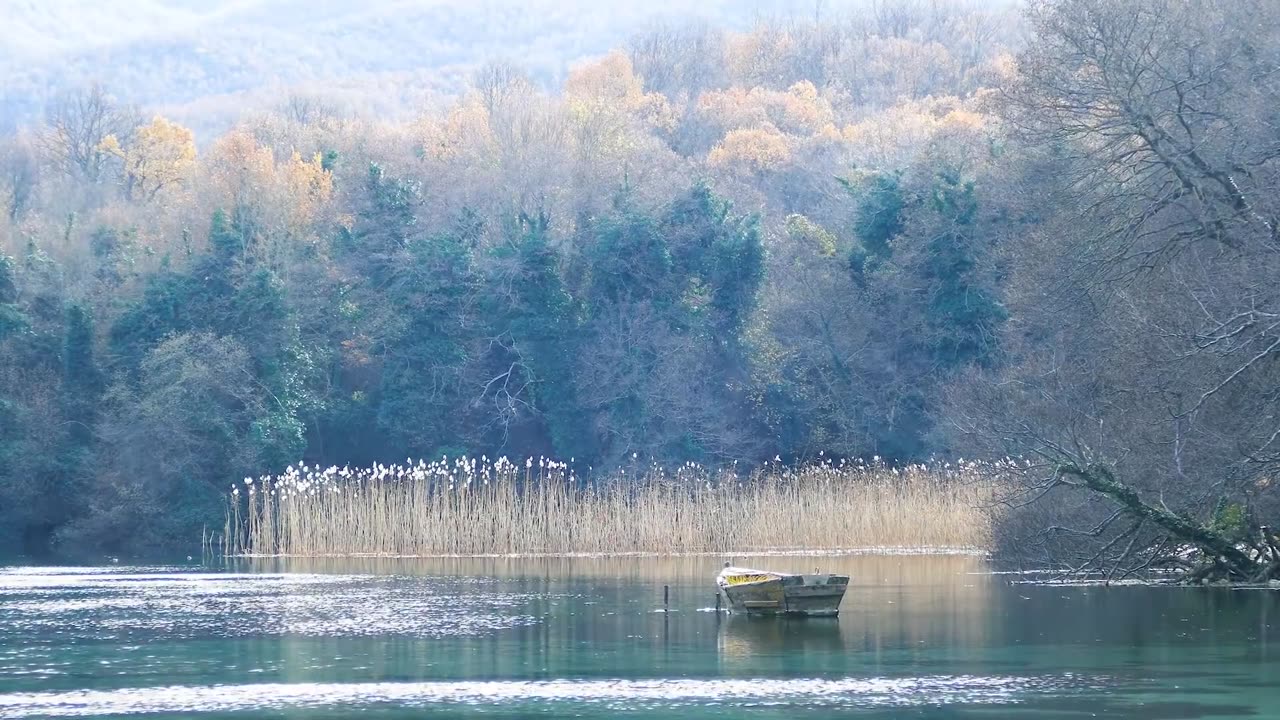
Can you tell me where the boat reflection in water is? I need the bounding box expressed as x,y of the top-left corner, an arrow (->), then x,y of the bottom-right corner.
717,614 -> 847,663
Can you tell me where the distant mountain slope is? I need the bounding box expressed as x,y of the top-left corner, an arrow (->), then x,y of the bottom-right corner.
0,0 -> 859,133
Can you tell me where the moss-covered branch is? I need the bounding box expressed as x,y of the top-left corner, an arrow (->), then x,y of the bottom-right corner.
1059,463 -> 1274,582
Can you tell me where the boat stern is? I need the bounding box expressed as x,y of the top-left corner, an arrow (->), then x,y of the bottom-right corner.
778,574 -> 849,616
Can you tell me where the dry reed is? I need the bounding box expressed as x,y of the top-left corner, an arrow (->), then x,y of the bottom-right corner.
224,457 -> 1000,557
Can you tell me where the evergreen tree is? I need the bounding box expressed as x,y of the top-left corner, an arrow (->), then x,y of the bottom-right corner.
481,210 -> 588,459
374,209 -> 478,458
845,172 -> 904,284
61,303 -> 100,448
919,171 -> 1005,369
0,255 -> 25,340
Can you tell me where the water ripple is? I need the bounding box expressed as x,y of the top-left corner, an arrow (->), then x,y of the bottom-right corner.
0,569 -> 541,642
0,675 -> 1100,717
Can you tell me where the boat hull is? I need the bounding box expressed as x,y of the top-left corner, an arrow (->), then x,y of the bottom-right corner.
717,572 -> 849,617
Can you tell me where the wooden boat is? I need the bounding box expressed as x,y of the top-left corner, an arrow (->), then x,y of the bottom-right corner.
716,565 -> 849,616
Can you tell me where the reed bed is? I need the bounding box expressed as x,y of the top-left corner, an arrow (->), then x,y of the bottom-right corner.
224,457 -> 1000,557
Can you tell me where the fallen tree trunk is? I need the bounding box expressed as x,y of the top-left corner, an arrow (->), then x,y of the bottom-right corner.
1058,463 -> 1276,583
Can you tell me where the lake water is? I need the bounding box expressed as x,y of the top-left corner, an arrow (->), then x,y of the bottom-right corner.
0,555 -> 1276,718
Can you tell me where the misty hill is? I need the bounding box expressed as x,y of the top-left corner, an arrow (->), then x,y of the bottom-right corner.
0,0 -> 873,133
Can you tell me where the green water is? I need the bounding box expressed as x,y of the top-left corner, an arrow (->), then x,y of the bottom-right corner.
1,555 -> 1276,718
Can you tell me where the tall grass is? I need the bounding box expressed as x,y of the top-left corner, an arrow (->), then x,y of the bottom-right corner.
224,457 -> 999,557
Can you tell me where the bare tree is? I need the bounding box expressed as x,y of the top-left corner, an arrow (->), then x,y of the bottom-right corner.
627,22 -> 727,101
954,0 -> 1280,582
575,301 -> 761,467
280,91 -> 342,125
39,83 -> 139,182
870,0 -> 928,39
0,134 -> 39,221
472,61 -> 534,118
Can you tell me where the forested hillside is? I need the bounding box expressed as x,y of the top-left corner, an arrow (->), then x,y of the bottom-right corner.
1,0 -> 1277,579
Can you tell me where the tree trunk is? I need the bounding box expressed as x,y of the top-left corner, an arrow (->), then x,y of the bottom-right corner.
1059,464 -> 1272,582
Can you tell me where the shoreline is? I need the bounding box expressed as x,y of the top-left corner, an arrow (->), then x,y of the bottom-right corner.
1013,575 -> 1280,589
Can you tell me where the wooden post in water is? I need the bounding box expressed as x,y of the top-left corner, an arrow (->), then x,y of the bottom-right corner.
663,585 -> 669,611
715,591 -> 721,613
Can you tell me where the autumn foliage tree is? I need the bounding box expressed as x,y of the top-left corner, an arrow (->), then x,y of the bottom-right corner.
99,116 -> 197,202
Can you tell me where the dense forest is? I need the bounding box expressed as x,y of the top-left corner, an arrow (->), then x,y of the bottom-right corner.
1,0 -> 1277,579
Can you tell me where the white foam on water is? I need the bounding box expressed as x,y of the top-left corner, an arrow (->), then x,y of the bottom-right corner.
0,675 -> 1094,717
